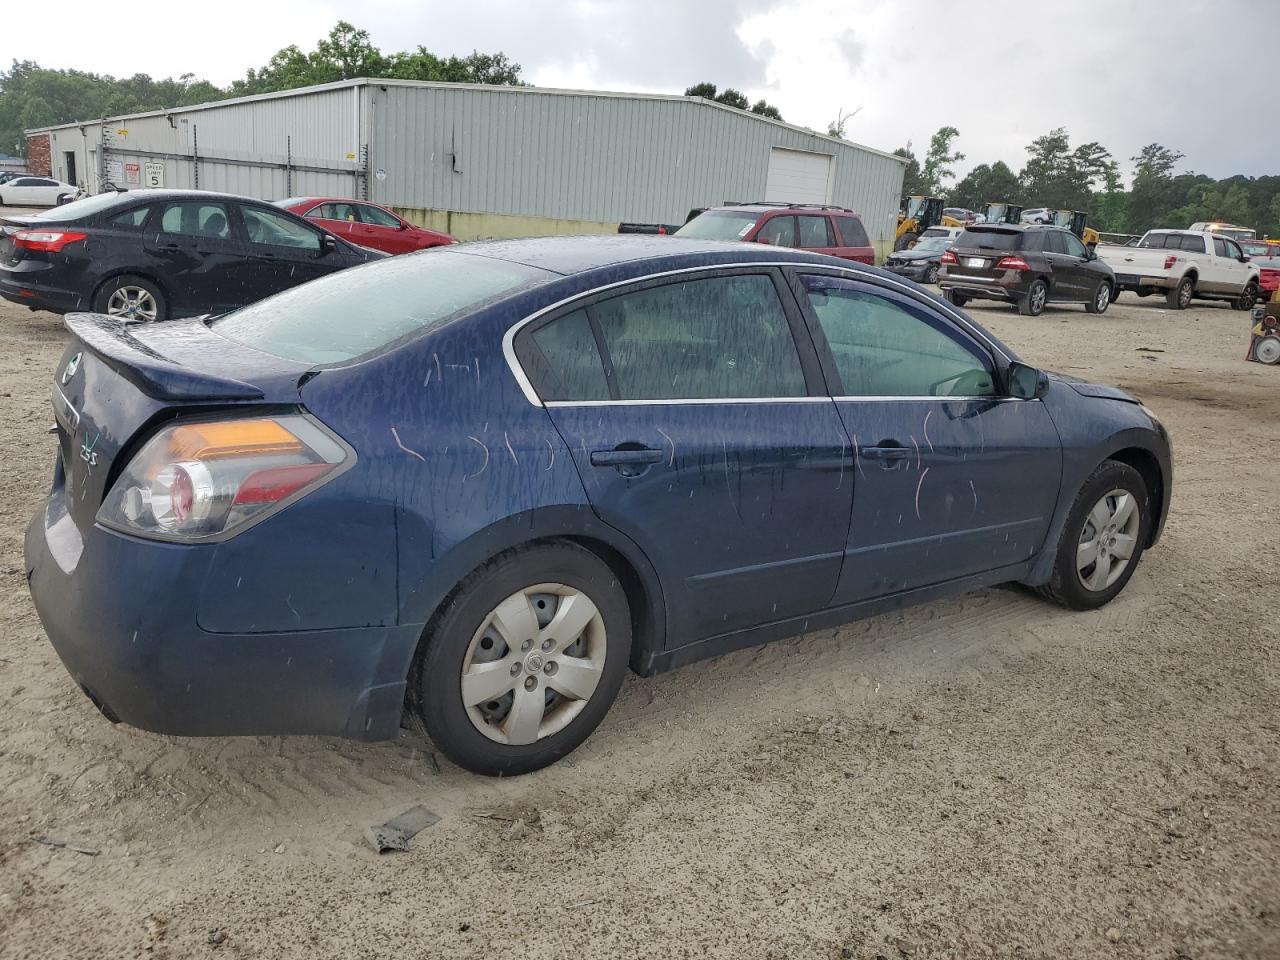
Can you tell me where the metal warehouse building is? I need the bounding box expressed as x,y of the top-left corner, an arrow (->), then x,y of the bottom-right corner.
28,78 -> 905,250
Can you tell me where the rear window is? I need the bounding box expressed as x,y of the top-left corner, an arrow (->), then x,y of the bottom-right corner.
674,210 -> 762,241
213,251 -> 555,364
956,228 -> 1022,251
25,191 -> 132,223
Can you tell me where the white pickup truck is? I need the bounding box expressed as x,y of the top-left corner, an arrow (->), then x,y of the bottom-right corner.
1098,229 -> 1260,310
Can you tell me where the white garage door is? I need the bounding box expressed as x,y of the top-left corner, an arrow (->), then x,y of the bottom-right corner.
764,148 -> 833,204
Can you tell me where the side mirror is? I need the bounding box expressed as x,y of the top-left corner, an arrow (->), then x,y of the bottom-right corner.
1007,361 -> 1049,400
1086,249 -> 1098,261
398,220 -> 409,231
320,233 -> 337,255
1239,255 -> 1251,263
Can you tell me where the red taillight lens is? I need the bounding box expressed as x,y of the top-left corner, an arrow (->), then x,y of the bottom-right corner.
995,256 -> 1031,271
14,230 -> 88,253
940,250 -> 957,265
233,463 -> 333,506
1163,255 -> 1177,270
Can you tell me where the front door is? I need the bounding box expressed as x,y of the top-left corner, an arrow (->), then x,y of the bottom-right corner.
1059,230 -> 1096,299
520,269 -> 853,645
792,272 -> 1062,604
237,204 -> 337,301
142,199 -> 247,316
354,202 -> 414,253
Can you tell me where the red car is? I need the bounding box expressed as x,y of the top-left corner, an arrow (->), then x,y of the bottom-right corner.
674,203 -> 875,265
274,197 -> 456,255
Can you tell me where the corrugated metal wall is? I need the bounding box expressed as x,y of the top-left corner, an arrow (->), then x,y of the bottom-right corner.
366,84 -> 904,243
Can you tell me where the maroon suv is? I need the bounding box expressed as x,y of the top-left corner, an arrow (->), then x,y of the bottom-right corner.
674,203 -> 875,264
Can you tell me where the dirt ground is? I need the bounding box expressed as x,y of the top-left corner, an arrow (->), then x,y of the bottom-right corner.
0,289 -> 1277,960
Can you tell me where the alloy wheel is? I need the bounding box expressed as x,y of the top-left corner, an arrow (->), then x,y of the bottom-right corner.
1076,488 -> 1141,591
1178,281 -> 1193,308
105,286 -> 158,322
460,583 -> 607,745
1095,283 -> 1110,312
1030,282 -> 1047,314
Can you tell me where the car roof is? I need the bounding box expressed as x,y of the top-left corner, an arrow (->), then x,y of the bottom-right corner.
277,196 -> 377,207
98,188 -> 278,205
700,203 -> 861,216
451,234 -> 870,276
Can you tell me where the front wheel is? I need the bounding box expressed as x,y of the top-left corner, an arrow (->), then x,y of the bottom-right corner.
1232,282 -> 1259,311
410,541 -> 632,776
1085,280 -> 1112,314
1035,460 -> 1150,610
1018,278 -> 1048,316
1166,277 -> 1194,310
924,264 -> 939,285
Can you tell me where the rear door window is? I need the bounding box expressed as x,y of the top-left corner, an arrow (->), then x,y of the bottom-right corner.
592,274 -> 806,400
158,202 -> 231,239
796,215 -> 835,249
1181,235 -> 1204,252
755,216 -> 796,247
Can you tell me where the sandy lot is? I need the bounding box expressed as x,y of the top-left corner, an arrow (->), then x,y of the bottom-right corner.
0,291 -> 1276,960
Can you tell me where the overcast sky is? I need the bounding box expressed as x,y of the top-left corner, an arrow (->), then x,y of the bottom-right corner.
8,0 -> 1277,183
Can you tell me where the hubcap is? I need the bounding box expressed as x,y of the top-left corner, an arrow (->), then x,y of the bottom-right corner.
460,583 -> 607,745
105,286 -> 158,322
1077,488 -> 1141,592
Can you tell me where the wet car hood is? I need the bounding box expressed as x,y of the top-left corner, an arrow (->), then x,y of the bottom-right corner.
890,249 -> 942,262
1047,371 -> 1139,404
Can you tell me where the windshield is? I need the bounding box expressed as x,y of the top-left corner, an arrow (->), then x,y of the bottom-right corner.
674,210 -> 761,241
213,251 -> 555,364
1214,227 -> 1255,242
25,191 -> 128,222
903,196 -> 927,220
957,228 -> 1021,251
913,236 -> 952,253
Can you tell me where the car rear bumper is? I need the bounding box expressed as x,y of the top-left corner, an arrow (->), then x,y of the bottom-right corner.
1112,273 -> 1175,290
0,275 -> 85,313
24,495 -> 418,742
938,271 -> 1023,301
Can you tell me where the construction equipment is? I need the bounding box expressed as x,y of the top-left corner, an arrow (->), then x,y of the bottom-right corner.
896,196 -> 966,250
981,201 -> 1023,225
1049,209 -> 1101,249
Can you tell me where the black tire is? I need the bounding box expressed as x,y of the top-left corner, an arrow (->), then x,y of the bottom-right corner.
924,264 -> 940,284
1166,276 -> 1194,310
1018,278 -> 1048,316
1109,284 -> 1122,303
1034,460 -> 1151,611
409,540 -> 632,776
1085,280 -> 1111,314
1135,288 -> 1152,298
943,289 -> 968,307
92,274 -> 168,322
1231,281 -> 1259,311
895,231 -> 918,251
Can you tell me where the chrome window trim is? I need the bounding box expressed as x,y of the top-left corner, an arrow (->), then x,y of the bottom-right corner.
501,261 -> 1012,407
545,396 -> 1022,408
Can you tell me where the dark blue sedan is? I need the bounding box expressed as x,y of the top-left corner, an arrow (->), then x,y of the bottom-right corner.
25,236 -> 1171,775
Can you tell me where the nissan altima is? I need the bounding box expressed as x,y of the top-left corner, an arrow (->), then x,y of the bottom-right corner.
25,236 -> 1171,775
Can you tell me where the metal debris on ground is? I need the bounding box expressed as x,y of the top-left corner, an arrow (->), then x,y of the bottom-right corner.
31,835 -> 99,856
365,805 -> 441,853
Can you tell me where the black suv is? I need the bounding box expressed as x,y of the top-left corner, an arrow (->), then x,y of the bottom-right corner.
938,223 -> 1115,316
0,189 -> 382,322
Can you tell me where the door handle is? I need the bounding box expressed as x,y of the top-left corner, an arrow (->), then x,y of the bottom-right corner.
863,443 -> 910,466
590,447 -> 663,467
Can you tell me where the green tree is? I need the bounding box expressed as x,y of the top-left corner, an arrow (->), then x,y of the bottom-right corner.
683,82 -> 783,121
919,126 -> 964,194
949,161 -> 1022,210
893,145 -> 925,196
1127,143 -> 1185,233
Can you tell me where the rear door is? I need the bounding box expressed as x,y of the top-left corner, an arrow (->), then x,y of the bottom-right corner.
520,268 -> 854,645
1215,236 -> 1251,293
142,199 -> 247,316
792,272 -> 1062,603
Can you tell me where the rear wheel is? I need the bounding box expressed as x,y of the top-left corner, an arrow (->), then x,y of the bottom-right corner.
1018,278 -> 1048,316
93,275 -> 167,322
1085,280 -> 1112,314
1166,277 -> 1194,309
409,541 -> 632,776
1035,460 -> 1150,610
943,290 -> 969,308
1232,281 -> 1259,311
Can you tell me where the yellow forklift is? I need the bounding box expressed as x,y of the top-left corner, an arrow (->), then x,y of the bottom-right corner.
896,196 -> 966,250
1048,209 -> 1100,249
981,201 -> 1023,224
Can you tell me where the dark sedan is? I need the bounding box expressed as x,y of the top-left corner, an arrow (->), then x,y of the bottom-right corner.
0,189 -> 382,321
882,230 -> 959,284
939,223 -> 1116,316
26,236 -> 1171,777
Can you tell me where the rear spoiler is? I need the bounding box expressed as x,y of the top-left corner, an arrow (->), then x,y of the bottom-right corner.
64,313 -> 264,401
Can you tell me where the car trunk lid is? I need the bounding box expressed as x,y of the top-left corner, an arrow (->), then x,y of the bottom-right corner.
52,312 -> 313,533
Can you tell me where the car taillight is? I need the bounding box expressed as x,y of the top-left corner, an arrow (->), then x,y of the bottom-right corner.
13,230 -> 88,253
98,414 -> 349,541
1163,255 -> 1178,270
940,250 -> 957,265
995,256 -> 1031,271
